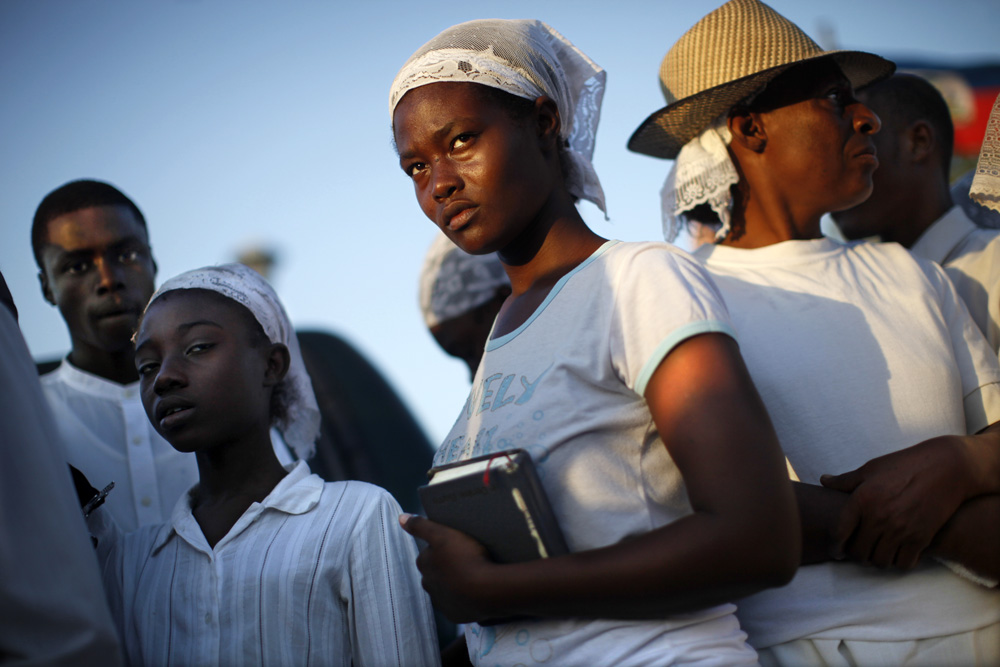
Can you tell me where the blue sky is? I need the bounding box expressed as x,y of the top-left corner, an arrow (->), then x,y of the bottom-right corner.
2,0 -> 998,444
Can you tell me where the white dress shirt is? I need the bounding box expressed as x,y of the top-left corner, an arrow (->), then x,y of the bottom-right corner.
90,461 -> 440,666
911,205 -> 1000,355
1,307 -> 122,665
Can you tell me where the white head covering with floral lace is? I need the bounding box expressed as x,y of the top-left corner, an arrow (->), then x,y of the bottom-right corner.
146,263 -> 321,460
389,18 -> 607,215
660,115 -> 739,243
971,93 -> 1000,214
419,233 -> 509,329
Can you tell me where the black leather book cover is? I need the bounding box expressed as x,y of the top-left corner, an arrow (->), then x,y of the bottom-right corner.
418,449 -> 569,564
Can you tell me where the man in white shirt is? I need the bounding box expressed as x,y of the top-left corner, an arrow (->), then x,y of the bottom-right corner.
32,179 -> 199,531
833,74 -> 1000,354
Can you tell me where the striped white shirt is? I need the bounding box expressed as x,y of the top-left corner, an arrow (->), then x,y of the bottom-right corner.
91,461 -> 440,666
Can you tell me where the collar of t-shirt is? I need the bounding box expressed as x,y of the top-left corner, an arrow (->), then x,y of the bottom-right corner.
910,205 -> 977,265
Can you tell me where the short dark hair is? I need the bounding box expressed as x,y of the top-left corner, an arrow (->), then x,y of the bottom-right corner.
861,74 -> 954,179
32,179 -> 148,269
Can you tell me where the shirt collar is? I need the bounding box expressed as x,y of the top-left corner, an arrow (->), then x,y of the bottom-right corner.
910,206 -> 977,264
54,358 -> 140,400
694,236 -> 845,266
153,460 -> 321,553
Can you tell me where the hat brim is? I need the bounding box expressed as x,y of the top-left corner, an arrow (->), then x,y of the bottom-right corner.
628,50 -> 895,159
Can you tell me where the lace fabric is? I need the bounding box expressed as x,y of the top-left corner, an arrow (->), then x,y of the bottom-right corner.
389,19 -> 607,214
419,233 -> 508,328
660,118 -> 738,242
146,264 -> 321,460
971,93 -> 1000,214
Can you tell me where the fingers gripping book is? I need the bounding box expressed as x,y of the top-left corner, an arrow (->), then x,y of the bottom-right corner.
418,449 -> 569,564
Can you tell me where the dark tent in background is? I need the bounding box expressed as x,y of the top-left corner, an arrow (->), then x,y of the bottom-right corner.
297,330 -> 434,514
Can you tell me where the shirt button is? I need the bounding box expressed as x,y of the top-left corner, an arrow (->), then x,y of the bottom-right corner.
132,436 -> 142,445
141,497 -> 152,507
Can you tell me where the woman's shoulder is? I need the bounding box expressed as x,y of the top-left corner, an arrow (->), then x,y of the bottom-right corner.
600,240 -> 709,276
595,240 -> 723,297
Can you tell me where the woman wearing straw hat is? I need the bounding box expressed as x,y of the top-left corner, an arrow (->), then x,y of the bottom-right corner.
630,1 -> 1000,665
391,17 -> 801,666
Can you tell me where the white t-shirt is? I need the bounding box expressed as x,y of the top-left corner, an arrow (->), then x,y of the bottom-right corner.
437,240 -> 759,666
90,461 -> 440,666
911,205 -> 1000,355
694,237 -> 1000,648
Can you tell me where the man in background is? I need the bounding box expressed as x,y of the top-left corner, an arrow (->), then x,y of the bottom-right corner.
834,74 -> 1000,353
32,179 -> 199,531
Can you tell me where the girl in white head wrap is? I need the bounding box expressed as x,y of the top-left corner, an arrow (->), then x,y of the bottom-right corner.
391,17 -> 799,667
145,263 -> 320,459
390,18 -> 606,215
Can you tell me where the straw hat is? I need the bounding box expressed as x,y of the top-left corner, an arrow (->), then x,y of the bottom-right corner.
628,0 -> 895,159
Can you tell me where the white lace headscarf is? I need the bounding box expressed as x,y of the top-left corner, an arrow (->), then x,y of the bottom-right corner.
661,114 -> 739,243
146,264 -> 321,460
971,92 -> 1000,215
419,233 -> 509,328
389,18 -> 607,215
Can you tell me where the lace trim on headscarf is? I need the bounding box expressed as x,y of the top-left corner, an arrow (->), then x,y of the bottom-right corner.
660,116 -> 739,243
147,264 -> 321,460
389,20 -> 607,215
971,93 -> 1000,214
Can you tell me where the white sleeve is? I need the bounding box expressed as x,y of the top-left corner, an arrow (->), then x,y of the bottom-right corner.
345,485 -> 441,667
919,258 -> 1000,432
607,244 -> 736,396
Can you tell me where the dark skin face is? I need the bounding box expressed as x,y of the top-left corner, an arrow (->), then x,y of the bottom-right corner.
832,84 -> 948,248
134,291 -> 282,454
135,290 -> 290,548
39,205 -> 157,383
830,87 -> 904,241
725,61 -> 882,246
395,82 -> 604,338
393,82 -> 559,258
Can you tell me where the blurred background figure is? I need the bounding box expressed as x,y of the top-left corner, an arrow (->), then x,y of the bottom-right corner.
833,75 -> 1000,353
959,91 -> 1000,222
418,234 -> 510,380
0,271 -> 123,666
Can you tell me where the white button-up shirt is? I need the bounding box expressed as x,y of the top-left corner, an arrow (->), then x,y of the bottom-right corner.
911,205 -> 1000,355
91,462 -> 440,666
41,359 -> 200,530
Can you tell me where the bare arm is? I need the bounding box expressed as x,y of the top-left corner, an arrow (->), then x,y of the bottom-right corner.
819,423 -> 1000,572
402,333 -> 800,623
791,481 -> 849,564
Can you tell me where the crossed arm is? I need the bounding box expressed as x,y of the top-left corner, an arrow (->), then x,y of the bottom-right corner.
401,333 -> 800,623
795,422 -> 1000,583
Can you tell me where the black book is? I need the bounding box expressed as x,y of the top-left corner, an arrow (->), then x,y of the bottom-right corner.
418,449 -> 569,564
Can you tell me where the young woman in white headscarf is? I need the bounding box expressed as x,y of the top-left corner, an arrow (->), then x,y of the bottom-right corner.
629,1 -> 1000,664
391,18 -> 799,666
87,263 -> 440,666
